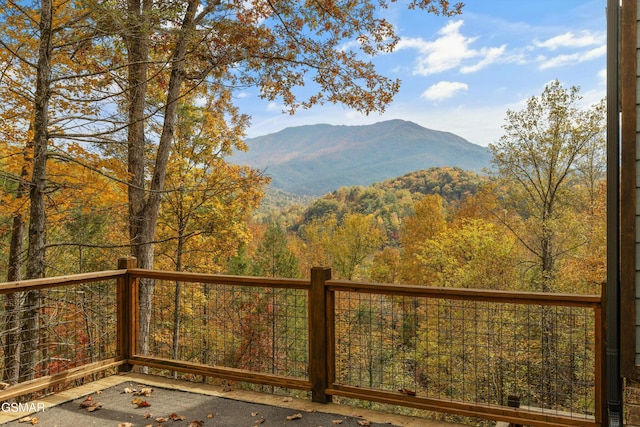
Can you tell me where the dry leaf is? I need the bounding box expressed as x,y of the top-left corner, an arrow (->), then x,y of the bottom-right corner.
79,395 -> 102,412
143,412 -> 151,419
168,413 -> 186,421
95,390 -> 102,395
135,387 -> 153,396
332,420 -> 344,425
17,417 -> 32,423
123,387 -> 136,394
131,398 -> 151,408
117,423 -> 135,427
155,417 -> 167,423
29,418 -> 38,425
357,420 -> 371,426
187,421 -> 204,427
255,419 -> 265,425
79,396 -> 94,408
207,413 -> 214,418
282,397 -> 293,402
286,413 -> 303,421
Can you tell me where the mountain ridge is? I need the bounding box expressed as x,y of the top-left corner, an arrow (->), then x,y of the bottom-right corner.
233,119 -> 491,195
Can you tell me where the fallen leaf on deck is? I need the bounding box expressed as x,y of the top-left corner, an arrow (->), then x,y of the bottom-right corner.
286,413 -> 303,421
357,420 -> 371,426
155,417 -> 167,423
168,413 -> 185,421
79,395 -> 94,408
79,395 -> 102,412
282,397 -> 293,402
123,387 -> 136,394
117,423 -> 134,427
134,387 -> 154,397
207,413 -> 214,418
187,421 -> 204,427
131,397 -> 151,408
255,418 -> 265,424
143,412 -> 151,419
332,420 -> 343,425
251,412 -> 260,417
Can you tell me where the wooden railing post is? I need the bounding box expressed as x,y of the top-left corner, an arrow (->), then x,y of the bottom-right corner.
117,256 -> 138,372
309,267 -> 332,403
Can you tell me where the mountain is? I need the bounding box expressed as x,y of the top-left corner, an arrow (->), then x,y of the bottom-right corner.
233,119 -> 492,196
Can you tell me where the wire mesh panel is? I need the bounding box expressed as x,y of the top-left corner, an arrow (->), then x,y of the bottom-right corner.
147,279 -> 308,380
332,291 -> 596,422
0,280 -> 118,383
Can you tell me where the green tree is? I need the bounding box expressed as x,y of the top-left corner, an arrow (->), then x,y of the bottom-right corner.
489,80 -> 605,293
252,222 -> 300,278
330,213 -> 384,280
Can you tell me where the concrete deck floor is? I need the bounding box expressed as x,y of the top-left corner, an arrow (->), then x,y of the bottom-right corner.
0,373 -> 468,427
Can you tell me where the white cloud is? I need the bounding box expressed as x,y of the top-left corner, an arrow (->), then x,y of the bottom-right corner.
396,20 -> 505,76
534,31 -> 604,51
461,45 -> 507,73
421,81 -> 468,101
538,45 -> 606,69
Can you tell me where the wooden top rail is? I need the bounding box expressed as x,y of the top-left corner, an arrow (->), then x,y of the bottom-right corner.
0,270 -> 126,294
327,279 -> 602,308
127,268 -> 310,290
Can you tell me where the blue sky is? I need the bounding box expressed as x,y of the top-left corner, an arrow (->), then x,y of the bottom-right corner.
237,1 -> 607,147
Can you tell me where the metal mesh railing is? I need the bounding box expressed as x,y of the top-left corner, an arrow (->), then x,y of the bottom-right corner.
0,265 -> 602,427
332,291 -> 597,422
0,279 -> 119,386
145,278 -> 309,381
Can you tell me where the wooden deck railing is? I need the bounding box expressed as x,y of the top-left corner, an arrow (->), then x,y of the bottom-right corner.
0,258 -> 605,427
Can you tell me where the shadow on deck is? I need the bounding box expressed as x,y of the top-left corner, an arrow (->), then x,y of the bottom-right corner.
0,373 -> 466,427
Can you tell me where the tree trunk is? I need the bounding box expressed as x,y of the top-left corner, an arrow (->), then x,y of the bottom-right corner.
124,0 -> 152,356
20,0 -> 53,382
3,156 -> 30,384
126,0 -> 201,356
